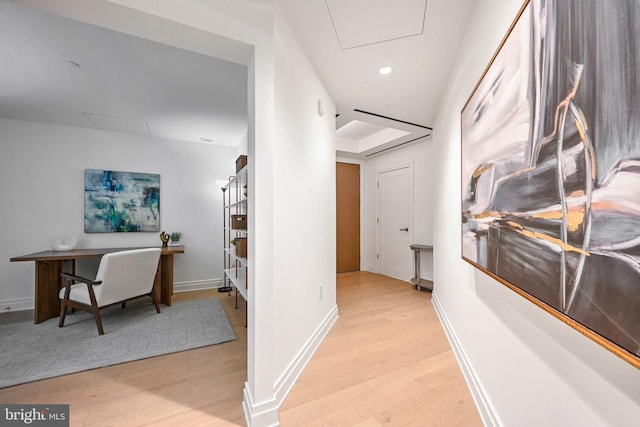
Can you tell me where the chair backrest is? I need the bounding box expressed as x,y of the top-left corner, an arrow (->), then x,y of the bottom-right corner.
92,248 -> 161,307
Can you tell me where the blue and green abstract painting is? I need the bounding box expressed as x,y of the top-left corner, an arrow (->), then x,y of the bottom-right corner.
84,169 -> 160,233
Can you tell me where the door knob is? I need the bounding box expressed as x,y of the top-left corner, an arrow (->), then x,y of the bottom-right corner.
399,228 -> 409,232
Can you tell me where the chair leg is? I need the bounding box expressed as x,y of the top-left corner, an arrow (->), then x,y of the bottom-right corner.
59,283 -> 72,328
86,284 -> 104,335
59,300 -> 68,328
151,291 -> 161,313
122,302 -> 126,309
92,308 -> 104,336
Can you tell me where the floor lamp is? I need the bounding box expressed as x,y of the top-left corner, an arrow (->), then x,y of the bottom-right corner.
217,180 -> 233,293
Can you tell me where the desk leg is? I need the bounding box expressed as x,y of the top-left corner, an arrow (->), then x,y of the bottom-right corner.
34,259 -> 74,324
160,254 -> 174,306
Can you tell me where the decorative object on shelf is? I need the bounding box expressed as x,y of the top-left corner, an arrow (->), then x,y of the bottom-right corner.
235,154 -> 247,172
231,214 -> 247,230
232,237 -> 247,258
84,169 -> 160,233
159,231 -> 170,247
169,232 -> 182,246
51,233 -> 77,251
461,0 -> 640,368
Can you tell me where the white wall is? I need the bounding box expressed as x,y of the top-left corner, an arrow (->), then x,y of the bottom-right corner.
432,1 -> 640,425
272,2 -> 338,406
12,2 -> 338,425
361,139 -> 435,282
0,118 -> 236,309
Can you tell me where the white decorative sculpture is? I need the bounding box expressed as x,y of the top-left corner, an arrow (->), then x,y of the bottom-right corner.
51,233 -> 78,251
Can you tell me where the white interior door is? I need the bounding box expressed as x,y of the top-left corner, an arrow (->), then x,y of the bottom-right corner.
376,164 -> 414,281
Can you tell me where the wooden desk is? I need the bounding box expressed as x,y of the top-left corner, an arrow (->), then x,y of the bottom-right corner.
10,245 -> 184,324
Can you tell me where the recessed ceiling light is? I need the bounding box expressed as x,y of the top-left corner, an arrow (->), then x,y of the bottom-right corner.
379,66 -> 393,75
199,137 -> 213,143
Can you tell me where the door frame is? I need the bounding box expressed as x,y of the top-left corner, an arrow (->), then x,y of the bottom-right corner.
375,162 -> 415,277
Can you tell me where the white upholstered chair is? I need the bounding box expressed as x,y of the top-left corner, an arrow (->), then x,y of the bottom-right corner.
58,248 -> 162,335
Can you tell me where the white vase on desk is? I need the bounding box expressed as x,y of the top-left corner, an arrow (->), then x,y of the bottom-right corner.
51,233 -> 77,251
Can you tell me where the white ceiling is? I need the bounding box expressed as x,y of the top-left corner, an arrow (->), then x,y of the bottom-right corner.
281,0 -> 476,157
325,0 -> 427,50
0,0 -> 476,156
0,0 -> 248,147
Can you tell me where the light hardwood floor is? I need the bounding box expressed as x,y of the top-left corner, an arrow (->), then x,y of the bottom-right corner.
0,273 -> 481,426
0,289 -> 248,426
278,272 -> 482,427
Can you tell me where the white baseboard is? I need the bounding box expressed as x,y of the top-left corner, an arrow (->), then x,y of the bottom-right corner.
173,278 -> 221,293
0,279 -> 221,313
242,304 -> 339,427
243,384 -> 280,427
274,304 -> 339,401
0,297 -> 34,312
362,264 -> 376,273
431,292 -> 499,427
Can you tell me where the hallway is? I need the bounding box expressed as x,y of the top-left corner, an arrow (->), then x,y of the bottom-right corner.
279,271 -> 481,426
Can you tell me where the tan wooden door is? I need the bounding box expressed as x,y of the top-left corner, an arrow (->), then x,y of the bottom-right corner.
336,162 -> 360,272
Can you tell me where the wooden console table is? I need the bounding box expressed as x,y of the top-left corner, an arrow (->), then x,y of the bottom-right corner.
10,245 -> 184,324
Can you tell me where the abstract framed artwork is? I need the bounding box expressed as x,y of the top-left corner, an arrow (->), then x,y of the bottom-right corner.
461,0 -> 640,368
84,169 -> 160,233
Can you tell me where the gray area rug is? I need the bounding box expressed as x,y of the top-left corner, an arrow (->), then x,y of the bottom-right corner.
0,298 -> 236,388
